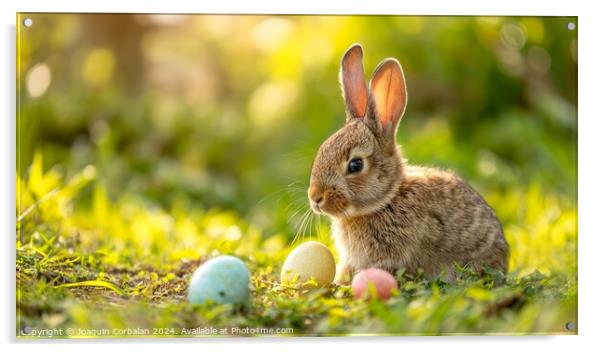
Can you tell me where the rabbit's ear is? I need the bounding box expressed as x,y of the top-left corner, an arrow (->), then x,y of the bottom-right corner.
368,58 -> 407,135
340,44 -> 368,121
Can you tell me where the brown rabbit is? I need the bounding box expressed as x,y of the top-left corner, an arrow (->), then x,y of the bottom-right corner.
307,44 -> 509,284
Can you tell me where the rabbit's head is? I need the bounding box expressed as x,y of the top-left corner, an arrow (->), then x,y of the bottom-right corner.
308,44 -> 408,218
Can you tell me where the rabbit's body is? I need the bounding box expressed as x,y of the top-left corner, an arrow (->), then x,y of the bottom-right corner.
333,160 -> 507,281
308,44 -> 508,284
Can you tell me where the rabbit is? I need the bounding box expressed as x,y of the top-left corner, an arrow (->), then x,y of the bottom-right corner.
307,44 -> 509,284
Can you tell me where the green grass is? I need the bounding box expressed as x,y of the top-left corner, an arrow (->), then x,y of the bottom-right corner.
16,153 -> 577,337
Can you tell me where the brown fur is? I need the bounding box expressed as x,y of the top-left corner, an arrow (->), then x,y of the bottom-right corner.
308,44 -> 508,284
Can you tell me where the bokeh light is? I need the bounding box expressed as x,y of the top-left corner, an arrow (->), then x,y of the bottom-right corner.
25,62 -> 51,98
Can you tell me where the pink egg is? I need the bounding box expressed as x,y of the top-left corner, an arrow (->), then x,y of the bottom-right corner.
351,268 -> 398,300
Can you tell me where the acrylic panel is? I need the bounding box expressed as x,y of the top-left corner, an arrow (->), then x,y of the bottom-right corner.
16,13 -> 578,337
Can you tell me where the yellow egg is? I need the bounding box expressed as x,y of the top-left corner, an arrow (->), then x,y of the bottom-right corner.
281,241 -> 336,286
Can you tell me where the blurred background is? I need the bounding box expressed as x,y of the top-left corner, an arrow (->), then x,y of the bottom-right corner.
17,14 -> 577,275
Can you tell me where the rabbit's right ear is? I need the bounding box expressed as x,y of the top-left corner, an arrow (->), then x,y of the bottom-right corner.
367,58 -> 407,140
340,44 -> 368,122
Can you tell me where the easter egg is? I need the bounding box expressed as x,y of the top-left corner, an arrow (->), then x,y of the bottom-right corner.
352,268 -> 398,300
281,241 -> 336,286
187,255 -> 250,305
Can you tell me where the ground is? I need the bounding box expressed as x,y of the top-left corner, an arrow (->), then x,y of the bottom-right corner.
16,154 -> 577,337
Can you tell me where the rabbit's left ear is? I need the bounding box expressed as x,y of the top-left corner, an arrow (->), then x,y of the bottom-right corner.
368,58 -> 407,135
340,44 -> 369,121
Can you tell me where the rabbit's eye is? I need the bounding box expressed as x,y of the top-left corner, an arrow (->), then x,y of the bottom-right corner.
347,158 -> 363,174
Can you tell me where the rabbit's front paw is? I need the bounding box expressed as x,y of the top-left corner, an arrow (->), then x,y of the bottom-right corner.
334,263 -> 353,286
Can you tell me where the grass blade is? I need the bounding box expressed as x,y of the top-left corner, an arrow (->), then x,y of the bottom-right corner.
57,280 -> 127,296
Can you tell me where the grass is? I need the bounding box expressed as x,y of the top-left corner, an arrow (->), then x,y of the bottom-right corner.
16,152 -> 577,337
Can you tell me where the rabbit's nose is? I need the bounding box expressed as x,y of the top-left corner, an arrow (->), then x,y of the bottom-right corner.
313,195 -> 324,205
308,185 -> 324,206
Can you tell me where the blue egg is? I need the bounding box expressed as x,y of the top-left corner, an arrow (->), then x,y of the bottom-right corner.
187,255 -> 250,305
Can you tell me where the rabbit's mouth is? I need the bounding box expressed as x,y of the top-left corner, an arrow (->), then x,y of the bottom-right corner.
311,203 -> 339,217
